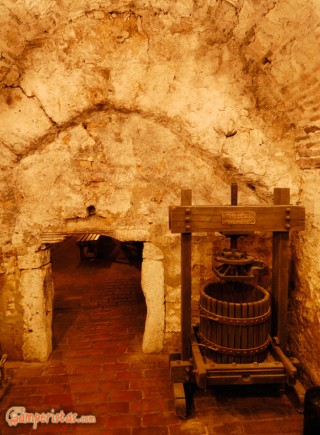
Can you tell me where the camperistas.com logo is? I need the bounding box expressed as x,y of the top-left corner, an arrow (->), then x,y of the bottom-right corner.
6,406 -> 96,429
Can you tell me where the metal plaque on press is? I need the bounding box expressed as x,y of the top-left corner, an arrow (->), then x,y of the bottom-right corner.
221,211 -> 256,225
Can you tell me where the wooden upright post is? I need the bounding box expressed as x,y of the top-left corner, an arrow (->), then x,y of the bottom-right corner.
230,183 -> 238,249
272,188 -> 290,347
181,189 -> 192,361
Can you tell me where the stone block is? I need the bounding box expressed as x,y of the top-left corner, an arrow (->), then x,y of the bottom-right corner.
18,249 -> 51,270
143,242 -> 164,261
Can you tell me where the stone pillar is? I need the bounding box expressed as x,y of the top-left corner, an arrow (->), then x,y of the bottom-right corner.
141,243 -> 165,353
17,248 -> 53,361
0,251 -> 24,360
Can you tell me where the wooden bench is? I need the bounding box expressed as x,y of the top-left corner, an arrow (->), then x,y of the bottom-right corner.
76,234 -> 101,260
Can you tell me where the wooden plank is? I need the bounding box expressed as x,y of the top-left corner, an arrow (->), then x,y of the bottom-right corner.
254,298 -> 260,362
231,183 -> 238,206
258,297 -> 265,362
211,296 -> 217,360
286,379 -> 306,413
270,339 -> 297,384
222,301 -> 229,363
173,383 -> 187,419
169,205 -> 305,233
202,292 -> 209,359
173,383 -> 185,399
206,295 -> 211,359
228,301 -> 235,364
42,233 -> 68,244
206,352 -> 287,386
241,303 -> 248,363
230,183 -> 238,250
216,300 -> 223,363
170,360 -> 193,383
272,189 -> 290,347
234,302 -> 242,364
181,189 -> 192,361
247,302 -> 254,362
206,360 -> 286,371
206,373 -> 286,386
169,352 -> 181,362
191,331 -> 207,389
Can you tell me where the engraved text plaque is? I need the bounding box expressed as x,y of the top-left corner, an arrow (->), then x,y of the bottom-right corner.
221,211 -> 256,225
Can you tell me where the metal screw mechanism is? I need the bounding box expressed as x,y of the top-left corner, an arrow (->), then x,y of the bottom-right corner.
212,183 -> 265,281
219,248 -> 248,261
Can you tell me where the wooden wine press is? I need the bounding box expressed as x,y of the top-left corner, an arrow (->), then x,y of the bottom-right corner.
168,184 -> 305,417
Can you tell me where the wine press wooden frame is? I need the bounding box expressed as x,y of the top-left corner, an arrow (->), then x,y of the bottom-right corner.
168,187 -> 306,418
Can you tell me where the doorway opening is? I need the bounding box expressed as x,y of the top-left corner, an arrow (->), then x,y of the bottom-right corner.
50,235 -> 146,350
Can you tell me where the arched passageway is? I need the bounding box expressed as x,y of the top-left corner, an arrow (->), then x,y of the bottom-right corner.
50,236 -> 146,350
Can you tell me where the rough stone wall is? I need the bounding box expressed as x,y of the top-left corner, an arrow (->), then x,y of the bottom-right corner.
233,0 -> 320,386
0,0 -> 319,383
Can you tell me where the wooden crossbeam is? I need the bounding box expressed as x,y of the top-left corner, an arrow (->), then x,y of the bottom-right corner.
169,205 -> 305,233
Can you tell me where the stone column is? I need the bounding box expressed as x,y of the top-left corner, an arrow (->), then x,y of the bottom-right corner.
0,250 -> 24,360
141,243 -> 165,353
17,247 -> 53,361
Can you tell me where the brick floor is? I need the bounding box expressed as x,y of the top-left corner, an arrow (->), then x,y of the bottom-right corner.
0,237 -> 304,434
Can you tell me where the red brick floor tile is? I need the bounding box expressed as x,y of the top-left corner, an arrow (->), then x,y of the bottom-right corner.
168,422 -> 211,434
12,366 -> 44,378
144,367 -> 170,377
115,370 -> 145,380
207,424 -> 245,435
68,382 -> 100,393
141,412 -> 177,427
109,390 -> 143,402
36,384 -> 71,395
278,417 -> 304,433
43,394 -> 74,407
74,392 -> 107,405
130,398 -> 165,413
132,427 -> 169,435
101,362 -> 130,372
45,366 -> 68,375
25,376 -> 50,385
45,374 -> 71,384
126,360 -> 158,370
3,385 -> 38,395
96,401 -> 130,415
71,404 -> 96,416
105,414 -> 141,428
99,429 -> 131,435
243,420 -> 284,434
103,380 -> 130,391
